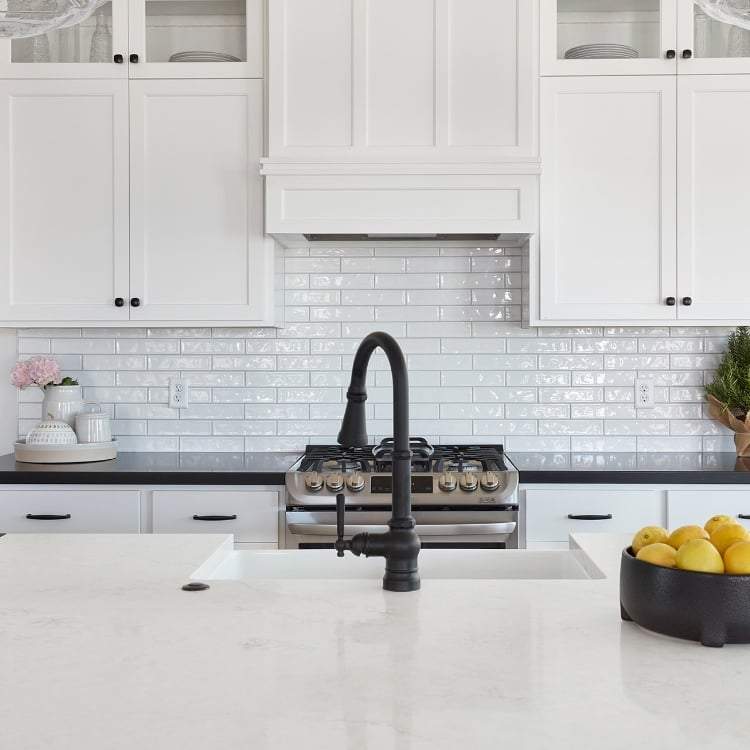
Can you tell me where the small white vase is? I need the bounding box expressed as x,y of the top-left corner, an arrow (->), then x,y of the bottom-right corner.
42,385 -> 85,428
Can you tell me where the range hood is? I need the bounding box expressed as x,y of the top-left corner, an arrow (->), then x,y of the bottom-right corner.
261,164 -> 539,247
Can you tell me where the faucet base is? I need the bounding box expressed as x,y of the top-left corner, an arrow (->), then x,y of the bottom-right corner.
383,570 -> 421,592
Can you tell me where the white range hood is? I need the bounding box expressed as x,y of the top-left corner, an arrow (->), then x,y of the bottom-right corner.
261,162 -> 539,247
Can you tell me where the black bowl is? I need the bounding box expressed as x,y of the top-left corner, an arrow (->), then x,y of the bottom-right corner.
620,547 -> 750,647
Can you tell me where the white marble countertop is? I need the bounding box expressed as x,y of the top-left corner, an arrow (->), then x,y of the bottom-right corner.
1,533 -> 748,750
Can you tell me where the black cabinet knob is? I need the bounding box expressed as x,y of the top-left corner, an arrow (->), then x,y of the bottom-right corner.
666,297 -> 676,306
130,297 -> 141,308
113,53 -> 124,64
665,49 -> 676,59
130,53 -> 139,63
682,49 -> 693,59
682,296 -> 693,306
114,297 -> 125,307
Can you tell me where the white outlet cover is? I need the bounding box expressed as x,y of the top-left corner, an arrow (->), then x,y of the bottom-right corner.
169,379 -> 190,410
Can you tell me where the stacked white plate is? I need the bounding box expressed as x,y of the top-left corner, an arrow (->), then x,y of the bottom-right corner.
565,44 -> 639,59
169,51 -> 242,63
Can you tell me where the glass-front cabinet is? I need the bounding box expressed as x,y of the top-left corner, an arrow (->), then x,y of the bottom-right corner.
0,0 -> 263,77
542,0 -> 750,74
679,0 -> 750,71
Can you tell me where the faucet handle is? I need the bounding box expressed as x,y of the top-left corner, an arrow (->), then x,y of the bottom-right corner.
335,493 -> 347,557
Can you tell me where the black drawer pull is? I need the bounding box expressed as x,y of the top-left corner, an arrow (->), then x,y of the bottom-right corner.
567,514 -> 613,521
738,515 -> 750,520
192,514 -> 237,522
26,513 -> 71,520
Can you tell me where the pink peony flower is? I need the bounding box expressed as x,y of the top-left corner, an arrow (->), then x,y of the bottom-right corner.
10,357 -> 61,390
10,360 -> 31,389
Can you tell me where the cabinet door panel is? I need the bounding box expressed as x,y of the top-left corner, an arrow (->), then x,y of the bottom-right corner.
129,79 -> 272,322
677,75 -> 750,320
539,76 -> 677,322
668,490 -> 750,532
0,79 -> 129,323
0,489 -> 140,533
152,490 -> 279,543
525,488 -> 665,542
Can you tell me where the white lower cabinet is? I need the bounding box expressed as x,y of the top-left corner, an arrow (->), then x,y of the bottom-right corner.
0,489 -> 140,533
152,490 -> 279,545
667,490 -> 750,532
524,487 -> 666,549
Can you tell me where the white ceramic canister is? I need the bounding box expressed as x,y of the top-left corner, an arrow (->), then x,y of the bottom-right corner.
42,385 -> 85,427
75,407 -> 112,444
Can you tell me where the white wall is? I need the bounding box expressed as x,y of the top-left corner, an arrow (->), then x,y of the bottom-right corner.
0,329 -> 16,454
14,244 -> 730,453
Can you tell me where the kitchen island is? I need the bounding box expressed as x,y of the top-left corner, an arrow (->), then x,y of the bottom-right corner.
1,533 -> 747,749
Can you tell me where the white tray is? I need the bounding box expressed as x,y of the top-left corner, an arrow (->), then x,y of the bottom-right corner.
15,440 -> 118,464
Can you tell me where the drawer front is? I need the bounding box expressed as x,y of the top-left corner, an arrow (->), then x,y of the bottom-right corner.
0,490 -> 140,533
152,491 -> 280,543
668,490 -> 750,532
525,489 -> 665,542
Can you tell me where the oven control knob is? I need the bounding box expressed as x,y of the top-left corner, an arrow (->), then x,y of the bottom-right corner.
459,472 -> 479,492
346,472 -> 366,493
304,472 -> 324,492
325,473 -> 344,492
480,471 -> 501,492
438,472 -> 457,492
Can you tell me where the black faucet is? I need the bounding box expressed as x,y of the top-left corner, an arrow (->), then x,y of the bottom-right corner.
335,332 -> 420,592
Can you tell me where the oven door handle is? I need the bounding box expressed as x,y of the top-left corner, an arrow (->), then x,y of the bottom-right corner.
287,522 -> 517,537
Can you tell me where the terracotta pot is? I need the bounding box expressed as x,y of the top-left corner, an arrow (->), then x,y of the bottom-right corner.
735,432 -> 750,457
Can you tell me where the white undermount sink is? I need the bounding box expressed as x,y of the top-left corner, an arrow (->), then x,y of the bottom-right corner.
193,548 -> 605,582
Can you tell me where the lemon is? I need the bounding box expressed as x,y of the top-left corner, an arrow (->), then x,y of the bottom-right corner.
724,541 -> 750,575
636,542 -> 677,568
705,514 -> 738,536
667,525 -> 709,550
676,539 -> 724,574
710,523 -> 749,555
632,526 -> 669,554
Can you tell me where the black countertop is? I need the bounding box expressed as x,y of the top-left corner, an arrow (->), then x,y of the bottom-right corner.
506,452 -> 750,484
2,451 -> 750,486
0,452 -> 300,485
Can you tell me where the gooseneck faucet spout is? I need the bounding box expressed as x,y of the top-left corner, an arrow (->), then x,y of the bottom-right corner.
336,332 -> 420,592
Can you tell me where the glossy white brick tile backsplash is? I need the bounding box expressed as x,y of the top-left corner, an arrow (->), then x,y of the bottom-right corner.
15,246 -> 735,453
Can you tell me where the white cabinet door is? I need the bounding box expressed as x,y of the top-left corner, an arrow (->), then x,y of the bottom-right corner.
677,75 -> 750,321
677,0 -> 750,75
0,489 -> 140,532
538,76 -> 677,323
268,0 -> 538,162
0,79 -> 130,323
525,487 -> 666,543
152,490 -> 280,544
541,0 -> 678,76
129,79 -> 273,323
668,490 -> 750,532
127,0 -> 264,79
0,1 -> 129,79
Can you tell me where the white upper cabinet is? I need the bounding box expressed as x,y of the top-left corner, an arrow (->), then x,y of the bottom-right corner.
541,0 -> 679,75
677,75 -> 750,321
0,79 -> 130,322
268,0 -> 539,163
0,0 -> 263,79
542,0 -> 750,76
129,79 -> 273,323
678,0 -> 750,74
538,76 -> 677,323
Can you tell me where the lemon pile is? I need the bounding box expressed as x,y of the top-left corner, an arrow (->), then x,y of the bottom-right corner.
632,515 -> 750,575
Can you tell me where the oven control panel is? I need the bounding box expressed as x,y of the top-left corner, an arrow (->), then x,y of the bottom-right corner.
370,475 -> 434,494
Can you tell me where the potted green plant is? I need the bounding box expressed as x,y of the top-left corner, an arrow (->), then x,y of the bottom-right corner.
706,326 -> 750,456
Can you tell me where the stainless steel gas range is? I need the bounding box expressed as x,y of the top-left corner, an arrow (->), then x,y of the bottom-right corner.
284,440 -> 521,550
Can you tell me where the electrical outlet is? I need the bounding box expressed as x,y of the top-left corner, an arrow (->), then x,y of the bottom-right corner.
169,379 -> 190,410
635,379 -> 655,408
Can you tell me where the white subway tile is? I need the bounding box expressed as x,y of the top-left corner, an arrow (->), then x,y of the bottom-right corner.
376,306 -> 439,322
637,437 -> 703,452
474,387 -> 537,403
441,372 -> 505,386
474,355 -> 537,370
539,388 -> 603,403
507,339 -> 571,354
180,437 -> 244,452
342,257 -> 404,273
149,420 -> 212,436
407,257 -> 468,273
440,273 -> 505,289
213,356 -> 276,370
377,274 -> 438,289
441,338 -> 507,354
83,355 -> 145,370
311,274 -> 374,289
507,372 -> 570,386
181,340 -> 245,355
53,339 -> 115,355
213,388 -> 276,404
572,339 -> 638,354
571,437 -> 637,452
286,258 -> 341,273
148,356 -> 212,370
213,421 -> 277,436
604,420 -> 670,436
18,338 -> 50,354
540,420 -> 603,436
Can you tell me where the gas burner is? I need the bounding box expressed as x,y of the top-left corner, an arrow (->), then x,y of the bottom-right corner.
373,437 -> 434,472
